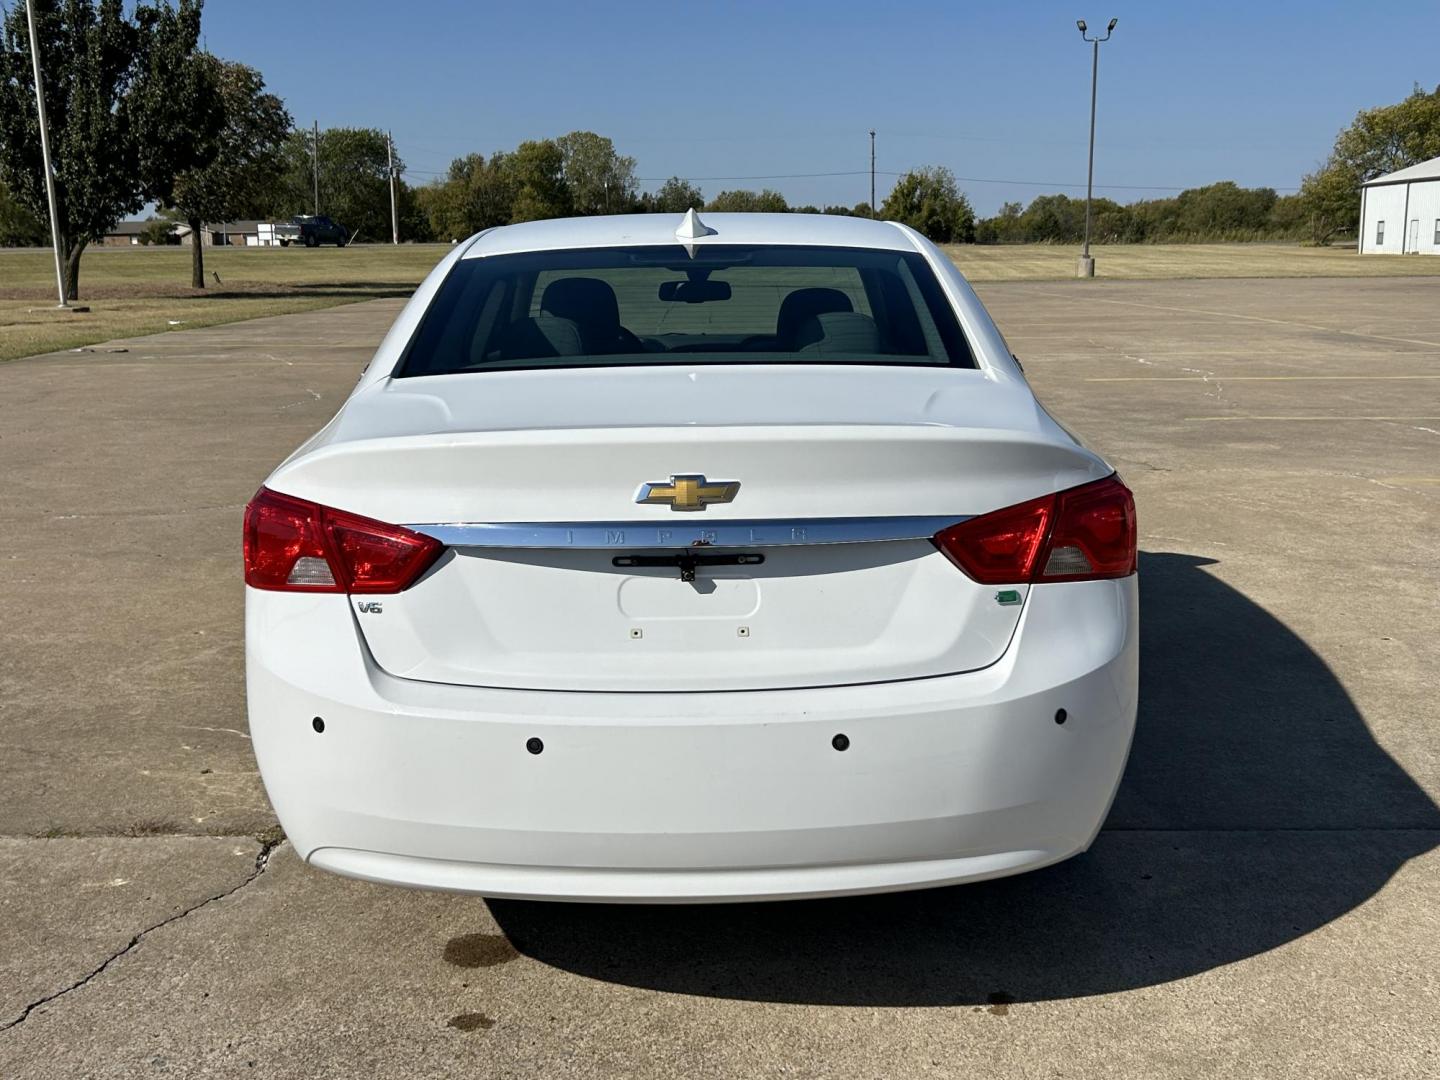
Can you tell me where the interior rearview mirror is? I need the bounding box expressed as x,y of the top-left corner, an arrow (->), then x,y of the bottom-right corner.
659,280 -> 732,303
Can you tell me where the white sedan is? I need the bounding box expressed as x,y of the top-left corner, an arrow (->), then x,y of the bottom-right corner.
244,211 -> 1138,903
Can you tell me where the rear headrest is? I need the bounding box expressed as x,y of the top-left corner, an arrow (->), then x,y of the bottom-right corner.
776,287 -> 854,345
498,315 -> 583,360
795,311 -> 882,356
541,277 -> 621,333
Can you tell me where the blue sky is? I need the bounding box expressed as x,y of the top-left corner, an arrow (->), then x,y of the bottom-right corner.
201,0 -> 1440,215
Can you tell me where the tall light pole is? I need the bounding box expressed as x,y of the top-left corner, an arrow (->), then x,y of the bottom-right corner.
1076,17 -> 1117,279
869,130 -> 876,217
24,0 -> 68,308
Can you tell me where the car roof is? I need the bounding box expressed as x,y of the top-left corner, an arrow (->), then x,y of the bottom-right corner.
461,212 -> 921,258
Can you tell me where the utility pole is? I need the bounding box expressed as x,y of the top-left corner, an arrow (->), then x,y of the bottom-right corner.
25,0 -> 68,308
869,130 -> 876,218
386,130 -> 399,244
1076,18 -> 1117,278
312,120 -> 320,216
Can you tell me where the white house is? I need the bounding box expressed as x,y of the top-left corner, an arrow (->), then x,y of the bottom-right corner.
172,220 -> 268,247
1359,155 -> 1440,255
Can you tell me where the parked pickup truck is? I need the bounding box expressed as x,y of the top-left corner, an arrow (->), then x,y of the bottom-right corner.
273,215 -> 349,247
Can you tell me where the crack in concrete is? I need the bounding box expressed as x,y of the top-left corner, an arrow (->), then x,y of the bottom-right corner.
0,837 -> 284,1034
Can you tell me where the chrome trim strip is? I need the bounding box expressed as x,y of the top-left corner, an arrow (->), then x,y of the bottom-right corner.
406,516 -> 969,550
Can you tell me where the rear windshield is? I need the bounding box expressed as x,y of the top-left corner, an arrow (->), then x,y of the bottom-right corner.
397,244 -> 975,376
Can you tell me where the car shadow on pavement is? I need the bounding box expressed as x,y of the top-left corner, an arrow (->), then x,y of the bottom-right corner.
487,552 -> 1440,1005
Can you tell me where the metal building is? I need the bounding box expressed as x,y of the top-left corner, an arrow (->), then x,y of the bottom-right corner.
1359,155 -> 1440,255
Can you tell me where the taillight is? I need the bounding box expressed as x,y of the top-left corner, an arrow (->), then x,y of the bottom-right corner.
242,487 -> 443,593
932,475 -> 1136,585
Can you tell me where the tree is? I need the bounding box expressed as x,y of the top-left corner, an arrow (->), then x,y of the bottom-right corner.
556,130 -> 636,215
260,126 -> 404,241
1166,181 -> 1277,237
1091,197 -> 1142,242
648,176 -> 704,213
128,0 -> 222,217
975,200 -> 1024,244
0,178 -> 45,245
0,0 -> 210,298
1298,162 -> 1361,246
1329,84 -> 1440,182
1267,191 -> 1307,238
502,139 -> 570,222
136,216 -> 175,245
880,166 -> 975,242
167,56 -> 290,287
705,188 -> 789,213
417,152 -> 516,239
394,178 -> 432,242
1296,84 -> 1440,247
1012,193 -> 1084,242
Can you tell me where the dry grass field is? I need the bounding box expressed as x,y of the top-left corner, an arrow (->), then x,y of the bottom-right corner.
3,240 -> 1439,362
0,244 -> 449,362
943,241 -> 1440,281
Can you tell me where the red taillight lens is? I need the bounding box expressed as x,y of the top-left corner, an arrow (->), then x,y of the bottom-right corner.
932,475 -> 1136,585
932,494 -> 1054,585
243,487 -> 443,594
243,488 -> 332,590
1043,475 -> 1137,580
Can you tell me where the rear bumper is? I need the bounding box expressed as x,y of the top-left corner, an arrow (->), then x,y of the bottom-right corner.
246,577 -> 1138,903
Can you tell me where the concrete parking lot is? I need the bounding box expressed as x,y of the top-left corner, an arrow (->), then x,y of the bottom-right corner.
1,276 -> 1437,1078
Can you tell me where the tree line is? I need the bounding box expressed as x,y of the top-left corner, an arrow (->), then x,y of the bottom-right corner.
977,84 -> 1440,247
975,182 -> 1307,245
412,132 -> 887,240
409,143 -> 984,243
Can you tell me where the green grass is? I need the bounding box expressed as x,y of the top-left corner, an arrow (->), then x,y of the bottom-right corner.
4,240 -> 1440,362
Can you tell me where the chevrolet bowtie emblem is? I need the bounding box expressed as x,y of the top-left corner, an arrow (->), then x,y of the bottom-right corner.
636,474 -> 741,512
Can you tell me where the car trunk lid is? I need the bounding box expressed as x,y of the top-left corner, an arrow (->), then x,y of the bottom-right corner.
268,367 -> 1110,691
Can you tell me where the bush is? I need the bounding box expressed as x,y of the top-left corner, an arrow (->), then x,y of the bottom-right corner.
705,188 -> 789,213
137,218 -> 177,245
879,167 -> 975,243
